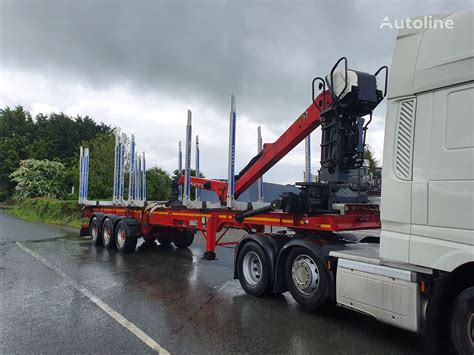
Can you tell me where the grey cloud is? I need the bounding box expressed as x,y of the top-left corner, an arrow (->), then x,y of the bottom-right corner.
1,0 -> 472,185
2,0 -> 471,127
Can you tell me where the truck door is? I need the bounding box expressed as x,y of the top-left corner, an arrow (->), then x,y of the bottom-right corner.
410,83 -> 474,270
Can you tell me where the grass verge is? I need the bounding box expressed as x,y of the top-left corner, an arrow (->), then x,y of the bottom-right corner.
7,197 -> 86,228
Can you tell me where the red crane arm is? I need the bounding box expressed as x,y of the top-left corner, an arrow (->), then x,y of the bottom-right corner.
234,91 -> 332,197
180,90 -> 332,204
177,175 -> 228,201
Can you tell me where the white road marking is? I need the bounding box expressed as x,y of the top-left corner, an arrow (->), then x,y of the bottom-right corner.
16,242 -> 169,355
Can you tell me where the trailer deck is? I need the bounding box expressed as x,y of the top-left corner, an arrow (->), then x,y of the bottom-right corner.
82,203 -> 380,259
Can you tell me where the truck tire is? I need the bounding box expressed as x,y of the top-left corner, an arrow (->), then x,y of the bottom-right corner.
173,231 -> 194,249
102,218 -> 115,249
90,217 -> 102,246
158,236 -> 173,245
115,220 -> 138,253
450,286 -> 474,355
285,246 -> 330,309
236,241 -> 273,297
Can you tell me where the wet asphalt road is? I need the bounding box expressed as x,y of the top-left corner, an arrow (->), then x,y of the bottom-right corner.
0,209 -> 423,354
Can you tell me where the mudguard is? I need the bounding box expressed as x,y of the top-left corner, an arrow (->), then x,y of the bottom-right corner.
424,273 -> 449,354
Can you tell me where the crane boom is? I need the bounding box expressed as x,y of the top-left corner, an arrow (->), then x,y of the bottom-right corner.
181,90 -> 332,203
234,91 -> 332,197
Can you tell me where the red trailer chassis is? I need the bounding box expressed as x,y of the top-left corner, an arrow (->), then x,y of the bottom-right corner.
82,203 -> 380,259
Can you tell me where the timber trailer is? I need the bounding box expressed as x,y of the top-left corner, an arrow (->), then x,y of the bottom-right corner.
79,11 -> 473,354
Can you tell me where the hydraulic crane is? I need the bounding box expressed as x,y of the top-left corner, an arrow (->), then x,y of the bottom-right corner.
181,57 -> 388,217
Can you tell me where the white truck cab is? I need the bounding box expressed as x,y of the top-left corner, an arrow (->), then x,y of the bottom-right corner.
380,10 -> 474,272
333,10 -> 473,354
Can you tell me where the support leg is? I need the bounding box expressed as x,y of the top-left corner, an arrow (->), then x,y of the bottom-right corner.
202,216 -> 217,260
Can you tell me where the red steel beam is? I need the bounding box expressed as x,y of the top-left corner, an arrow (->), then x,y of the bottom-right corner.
82,205 -> 380,234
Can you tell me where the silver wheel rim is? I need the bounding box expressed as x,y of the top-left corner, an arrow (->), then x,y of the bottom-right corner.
91,219 -> 98,241
291,254 -> 319,295
468,313 -> 474,349
103,223 -> 111,245
117,226 -> 126,249
242,251 -> 263,286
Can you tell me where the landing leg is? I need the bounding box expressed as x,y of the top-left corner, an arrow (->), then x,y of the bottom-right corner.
202,251 -> 216,260
202,215 -> 218,260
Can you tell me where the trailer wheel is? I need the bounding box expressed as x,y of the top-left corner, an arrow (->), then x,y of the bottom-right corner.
173,231 -> 194,249
236,241 -> 273,297
90,217 -> 102,246
285,247 -> 330,309
115,221 -> 138,253
102,219 -> 115,249
450,286 -> 474,355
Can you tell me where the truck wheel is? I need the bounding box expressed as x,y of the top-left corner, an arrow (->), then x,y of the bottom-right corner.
285,247 -> 330,309
115,221 -> 138,253
450,286 -> 474,355
102,219 -> 115,249
90,217 -> 102,246
157,236 -> 173,245
236,241 -> 273,297
173,231 -> 194,249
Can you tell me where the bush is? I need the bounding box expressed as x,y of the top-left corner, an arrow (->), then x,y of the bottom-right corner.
10,159 -> 67,199
8,197 -> 85,227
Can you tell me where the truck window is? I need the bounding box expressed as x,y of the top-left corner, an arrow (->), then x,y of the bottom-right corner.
445,87 -> 474,150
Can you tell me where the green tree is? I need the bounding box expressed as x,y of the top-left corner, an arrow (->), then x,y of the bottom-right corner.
364,144 -> 379,173
0,105 -> 110,201
10,159 -> 67,199
80,131 -> 115,200
146,167 -> 172,200
28,113 -> 108,161
0,106 -> 34,200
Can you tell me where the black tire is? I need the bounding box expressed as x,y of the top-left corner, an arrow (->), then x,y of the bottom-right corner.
285,246 -> 330,309
90,217 -> 102,246
102,218 -> 116,249
157,235 -> 173,245
173,231 -> 194,249
236,241 -> 273,297
450,286 -> 474,355
115,221 -> 138,253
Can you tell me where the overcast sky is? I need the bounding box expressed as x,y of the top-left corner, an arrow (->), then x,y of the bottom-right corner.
1,0 -> 472,184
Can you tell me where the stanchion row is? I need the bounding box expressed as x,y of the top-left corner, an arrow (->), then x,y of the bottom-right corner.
79,131 -> 146,206
176,95 -> 267,207
79,94 -> 318,207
